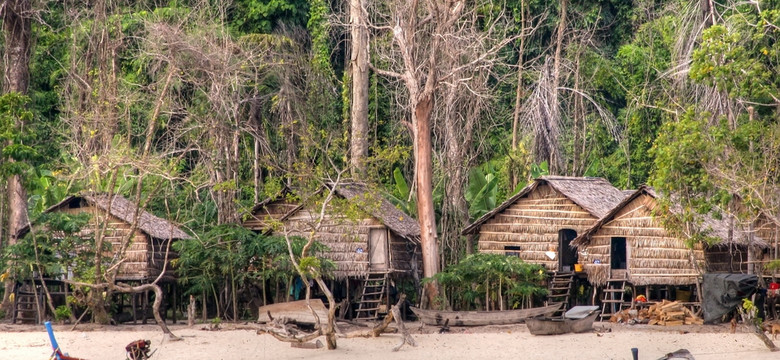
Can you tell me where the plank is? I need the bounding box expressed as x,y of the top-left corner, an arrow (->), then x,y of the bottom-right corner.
257,299 -> 329,325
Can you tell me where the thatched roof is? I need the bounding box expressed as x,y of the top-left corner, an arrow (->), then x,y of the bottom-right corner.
330,183 -> 421,240
249,182 -> 421,241
573,185 -> 770,249
462,176 -> 627,235
18,194 -> 191,240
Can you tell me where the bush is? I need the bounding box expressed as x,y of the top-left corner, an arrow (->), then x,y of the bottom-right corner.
54,305 -> 71,322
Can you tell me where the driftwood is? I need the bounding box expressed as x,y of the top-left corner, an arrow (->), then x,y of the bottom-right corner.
339,293 -> 416,351
256,316 -> 324,344
391,301 -> 416,352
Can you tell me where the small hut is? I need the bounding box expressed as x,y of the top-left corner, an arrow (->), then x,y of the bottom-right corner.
705,199 -> 778,274
244,182 -> 421,279
461,176 -> 627,272
14,193 -> 190,324
18,193 -> 191,282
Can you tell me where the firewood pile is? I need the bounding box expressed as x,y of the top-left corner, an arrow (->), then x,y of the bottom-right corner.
609,300 -> 703,326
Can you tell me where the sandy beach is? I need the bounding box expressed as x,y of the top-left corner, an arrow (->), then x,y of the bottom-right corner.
1,321 -> 777,360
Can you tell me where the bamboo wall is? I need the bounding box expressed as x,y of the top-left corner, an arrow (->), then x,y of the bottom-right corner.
59,205 -> 170,282
476,184 -> 598,271
705,246 -> 748,273
389,232 -> 421,273
579,194 -> 705,286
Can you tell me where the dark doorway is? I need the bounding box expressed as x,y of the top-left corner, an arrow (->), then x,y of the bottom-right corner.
611,237 -> 627,269
558,229 -> 578,271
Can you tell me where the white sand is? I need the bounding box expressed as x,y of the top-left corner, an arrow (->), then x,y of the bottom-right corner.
0,322 -> 777,360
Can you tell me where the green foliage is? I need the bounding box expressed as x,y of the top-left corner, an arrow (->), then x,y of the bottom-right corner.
3,212 -> 98,281
229,0 -> 309,34
0,94 -> 43,178
465,163 -> 499,220
54,305 -> 72,322
173,225 -> 333,304
427,253 -> 547,310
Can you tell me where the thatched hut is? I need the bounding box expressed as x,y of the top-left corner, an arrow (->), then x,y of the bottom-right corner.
14,194 -> 190,324
571,186 -> 779,289
244,182 -> 421,279
18,193 -> 191,282
704,199 -> 778,274
461,176 -> 627,272
572,186 -> 707,287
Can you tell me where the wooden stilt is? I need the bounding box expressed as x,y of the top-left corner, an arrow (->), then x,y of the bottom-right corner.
132,293 -> 138,324
142,290 -> 149,324
172,283 -> 177,324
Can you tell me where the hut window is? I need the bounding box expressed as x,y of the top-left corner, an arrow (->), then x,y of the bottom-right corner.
504,246 -> 522,257
611,237 -> 627,269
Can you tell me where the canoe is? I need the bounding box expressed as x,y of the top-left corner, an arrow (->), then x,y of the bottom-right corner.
410,303 -> 561,326
526,305 -> 600,335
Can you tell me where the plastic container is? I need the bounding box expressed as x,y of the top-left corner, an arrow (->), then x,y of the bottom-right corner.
574,263 -> 583,272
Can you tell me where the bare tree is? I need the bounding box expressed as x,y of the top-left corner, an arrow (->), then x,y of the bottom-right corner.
349,0 -> 369,178
370,0 -> 517,305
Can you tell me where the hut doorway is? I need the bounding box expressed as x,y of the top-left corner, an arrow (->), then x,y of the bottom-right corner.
558,229 -> 578,271
611,237 -> 627,269
368,228 -> 389,271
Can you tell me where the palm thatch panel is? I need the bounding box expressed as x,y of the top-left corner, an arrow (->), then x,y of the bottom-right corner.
245,182 -> 421,279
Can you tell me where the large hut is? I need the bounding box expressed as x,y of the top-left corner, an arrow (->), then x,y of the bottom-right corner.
244,182 -> 421,319
572,186 -> 707,288
244,182 -> 422,280
572,186 -> 777,289
461,176 -> 627,272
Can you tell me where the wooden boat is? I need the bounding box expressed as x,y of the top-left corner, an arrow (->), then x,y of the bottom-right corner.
257,299 -> 329,324
525,306 -> 600,335
410,303 -> 561,326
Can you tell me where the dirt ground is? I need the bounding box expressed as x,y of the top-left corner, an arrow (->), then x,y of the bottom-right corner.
1,320 -> 778,360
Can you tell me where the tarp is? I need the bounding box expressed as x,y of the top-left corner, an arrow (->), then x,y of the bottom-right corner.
702,273 -> 758,323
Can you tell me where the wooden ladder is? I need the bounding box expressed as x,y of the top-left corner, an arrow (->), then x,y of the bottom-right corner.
12,282 -> 43,324
599,278 -> 628,321
547,272 -> 574,318
354,272 -> 388,320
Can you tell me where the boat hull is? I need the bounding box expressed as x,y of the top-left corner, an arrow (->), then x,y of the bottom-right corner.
410,303 -> 561,326
526,311 -> 599,335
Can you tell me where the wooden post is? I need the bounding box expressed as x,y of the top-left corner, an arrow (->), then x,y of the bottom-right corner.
202,292 -> 207,322
142,290 -> 149,324
132,293 -> 137,324
188,295 -> 195,327
172,284 -> 177,324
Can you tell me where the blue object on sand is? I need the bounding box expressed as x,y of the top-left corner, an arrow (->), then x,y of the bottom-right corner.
45,321 -> 85,360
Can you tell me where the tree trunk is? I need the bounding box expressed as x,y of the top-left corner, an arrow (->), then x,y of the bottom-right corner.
1,0 -> 32,315
510,0 -> 526,190
349,0 -> 369,178
414,93 -> 440,305
550,0 -> 567,174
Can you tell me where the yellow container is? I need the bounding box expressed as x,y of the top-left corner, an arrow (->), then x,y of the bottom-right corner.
676,289 -> 691,302
574,263 -> 583,272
